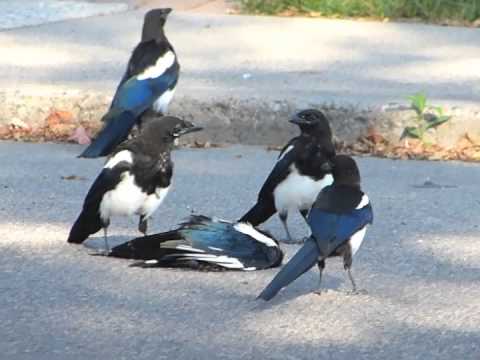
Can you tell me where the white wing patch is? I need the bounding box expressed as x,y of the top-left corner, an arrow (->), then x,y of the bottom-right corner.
174,245 -> 205,253
152,88 -> 175,114
356,194 -> 370,209
180,254 -> 247,269
234,222 -> 277,247
277,145 -> 294,161
349,226 -> 367,256
145,260 -> 158,265
137,51 -> 176,80
104,150 -> 133,169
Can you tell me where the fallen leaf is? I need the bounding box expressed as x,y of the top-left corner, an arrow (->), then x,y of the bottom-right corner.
366,128 -> 386,145
9,118 -> 30,130
45,110 -> 74,128
68,126 -> 91,145
266,145 -> 282,152
61,175 -> 86,181
0,125 -> 11,137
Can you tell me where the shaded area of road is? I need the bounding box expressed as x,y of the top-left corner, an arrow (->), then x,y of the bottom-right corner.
0,141 -> 479,359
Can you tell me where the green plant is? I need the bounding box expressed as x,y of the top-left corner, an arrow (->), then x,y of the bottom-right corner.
401,92 -> 451,142
239,0 -> 480,23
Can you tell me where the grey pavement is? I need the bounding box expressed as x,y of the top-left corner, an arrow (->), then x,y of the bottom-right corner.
1,141 -> 480,359
0,6 -> 479,109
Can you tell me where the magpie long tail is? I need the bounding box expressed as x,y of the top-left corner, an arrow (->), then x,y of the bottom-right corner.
239,199 -> 276,226
257,236 -> 319,301
79,110 -> 137,158
108,230 -> 181,259
67,212 -> 102,244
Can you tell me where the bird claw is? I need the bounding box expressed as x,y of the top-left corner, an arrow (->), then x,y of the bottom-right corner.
347,289 -> 368,296
89,249 -> 111,256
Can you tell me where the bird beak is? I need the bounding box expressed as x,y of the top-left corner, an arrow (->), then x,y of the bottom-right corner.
289,113 -> 308,125
181,126 -> 203,135
175,122 -> 203,137
162,8 -> 172,16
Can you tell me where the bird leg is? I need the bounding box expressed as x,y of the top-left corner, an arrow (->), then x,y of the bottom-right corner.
103,227 -> 110,255
343,248 -> 366,295
314,259 -> 325,295
347,268 -> 358,293
299,208 -> 309,223
138,215 -> 148,236
278,212 -> 294,244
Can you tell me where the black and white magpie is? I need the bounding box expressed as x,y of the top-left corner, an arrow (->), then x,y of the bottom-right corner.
258,155 -> 373,301
79,8 -> 179,158
107,215 -> 284,271
239,109 -> 336,243
68,116 -> 202,253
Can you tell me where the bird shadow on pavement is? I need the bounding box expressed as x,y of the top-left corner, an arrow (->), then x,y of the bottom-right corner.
251,272 -> 344,309
82,235 -> 131,252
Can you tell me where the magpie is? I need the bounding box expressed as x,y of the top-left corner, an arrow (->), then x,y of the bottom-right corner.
107,215 -> 284,271
239,109 -> 336,243
79,8 -> 179,158
68,116 -> 202,253
258,155 -> 373,301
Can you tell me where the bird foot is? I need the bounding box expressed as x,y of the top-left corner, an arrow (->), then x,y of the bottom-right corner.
347,289 -> 368,296
138,219 -> 148,235
89,248 -> 111,256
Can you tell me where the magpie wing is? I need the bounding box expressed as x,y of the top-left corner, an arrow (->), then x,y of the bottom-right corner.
111,40 -> 178,111
67,161 -> 131,243
257,142 -> 301,200
307,206 -> 373,257
82,161 -> 132,212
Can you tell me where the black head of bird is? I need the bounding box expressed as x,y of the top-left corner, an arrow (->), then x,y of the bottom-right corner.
141,116 -> 202,147
141,8 -> 172,42
331,154 -> 361,188
290,109 -> 335,158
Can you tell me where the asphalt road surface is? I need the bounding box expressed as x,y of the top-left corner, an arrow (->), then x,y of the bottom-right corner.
1,141 -> 479,359
1,9 -> 479,109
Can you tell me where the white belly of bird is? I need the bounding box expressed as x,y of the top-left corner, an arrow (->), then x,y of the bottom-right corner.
99,172 -> 170,222
140,186 -> 170,219
152,88 -> 175,114
273,167 -> 333,214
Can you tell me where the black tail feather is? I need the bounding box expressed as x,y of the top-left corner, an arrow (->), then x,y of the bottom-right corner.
67,212 -> 103,244
258,236 -> 319,301
108,230 -> 182,259
79,111 -> 137,158
239,199 -> 276,226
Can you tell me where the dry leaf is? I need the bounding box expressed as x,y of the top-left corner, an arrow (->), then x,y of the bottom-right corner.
366,128 -> 386,145
9,118 -> 30,130
68,126 -> 91,145
45,110 -> 74,128
266,145 -> 282,151
61,175 -> 86,181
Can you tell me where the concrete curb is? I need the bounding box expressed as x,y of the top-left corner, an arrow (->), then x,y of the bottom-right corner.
1,90 -> 479,147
